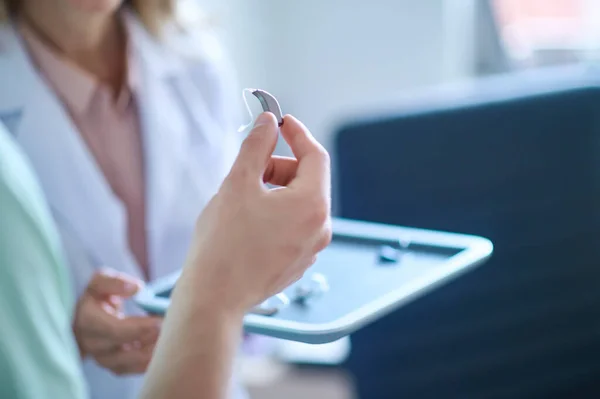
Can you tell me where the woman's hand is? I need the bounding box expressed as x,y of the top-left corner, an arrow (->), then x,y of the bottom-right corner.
141,112 -> 332,399
185,113 -> 332,315
73,270 -> 162,375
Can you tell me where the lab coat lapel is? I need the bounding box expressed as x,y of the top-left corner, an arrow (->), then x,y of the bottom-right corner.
126,15 -> 228,277
0,25 -> 140,279
136,76 -> 190,278
127,18 -> 192,278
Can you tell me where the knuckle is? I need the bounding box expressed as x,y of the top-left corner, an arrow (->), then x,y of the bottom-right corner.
306,201 -> 329,229
320,224 -> 333,248
316,231 -> 332,252
284,242 -> 304,260
309,143 -> 330,165
317,146 -> 331,164
226,166 -> 248,187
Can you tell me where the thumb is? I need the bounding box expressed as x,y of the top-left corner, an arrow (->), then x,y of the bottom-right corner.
87,269 -> 142,298
230,112 -> 279,182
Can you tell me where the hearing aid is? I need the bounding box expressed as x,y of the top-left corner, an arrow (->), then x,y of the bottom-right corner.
251,89 -> 284,127
239,88 -> 284,132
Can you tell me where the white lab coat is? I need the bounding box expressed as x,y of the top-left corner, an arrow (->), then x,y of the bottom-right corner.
0,12 -> 246,399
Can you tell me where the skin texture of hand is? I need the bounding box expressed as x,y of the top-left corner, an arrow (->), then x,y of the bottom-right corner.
140,112 -> 332,399
187,112 -> 333,314
73,269 -> 162,375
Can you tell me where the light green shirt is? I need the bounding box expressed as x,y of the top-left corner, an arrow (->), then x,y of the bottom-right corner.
0,124 -> 88,399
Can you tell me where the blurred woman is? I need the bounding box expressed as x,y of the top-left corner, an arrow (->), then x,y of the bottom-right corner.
0,0 -> 244,398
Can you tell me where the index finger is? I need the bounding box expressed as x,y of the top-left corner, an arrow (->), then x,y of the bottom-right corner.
92,312 -> 162,343
88,269 -> 143,298
279,115 -> 330,192
110,316 -> 162,343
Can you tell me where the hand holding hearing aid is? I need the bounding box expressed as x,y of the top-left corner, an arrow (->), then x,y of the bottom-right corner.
174,111 -> 332,317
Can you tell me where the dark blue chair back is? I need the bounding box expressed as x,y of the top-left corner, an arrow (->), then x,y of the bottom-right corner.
336,68 -> 600,399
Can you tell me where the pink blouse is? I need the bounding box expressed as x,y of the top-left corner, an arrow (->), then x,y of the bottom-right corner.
20,22 -> 150,279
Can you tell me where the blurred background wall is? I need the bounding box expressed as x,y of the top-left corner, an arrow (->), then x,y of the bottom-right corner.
195,0 -> 476,150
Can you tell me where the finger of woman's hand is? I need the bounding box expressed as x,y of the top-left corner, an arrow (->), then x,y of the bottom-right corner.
279,115 -> 320,160
105,316 -> 162,343
80,337 -> 121,355
88,269 -> 143,298
231,112 -> 279,183
95,344 -> 155,376
81,327 -> 160,356
279,115 -> 330,193
263,156 -> 298,187
80,303 -> 162,343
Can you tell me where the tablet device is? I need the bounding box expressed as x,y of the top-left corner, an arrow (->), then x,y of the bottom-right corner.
135,218 -> 492,344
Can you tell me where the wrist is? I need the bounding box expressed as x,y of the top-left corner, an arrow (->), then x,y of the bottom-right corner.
176,265 -> 248,324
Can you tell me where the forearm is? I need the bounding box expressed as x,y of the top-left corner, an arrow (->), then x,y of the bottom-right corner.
140,269 -> 244,399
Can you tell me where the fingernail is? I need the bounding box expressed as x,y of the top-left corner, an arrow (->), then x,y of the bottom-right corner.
124,282 -> 139,293
254,112 -> 272,127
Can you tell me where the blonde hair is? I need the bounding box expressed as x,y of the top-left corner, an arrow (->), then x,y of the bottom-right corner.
0,0 -> 177,36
